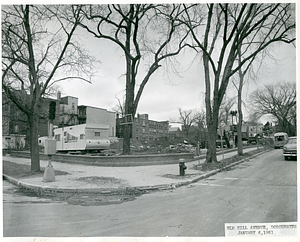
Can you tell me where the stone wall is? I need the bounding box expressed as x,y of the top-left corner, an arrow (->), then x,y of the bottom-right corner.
10,151 -> 195,167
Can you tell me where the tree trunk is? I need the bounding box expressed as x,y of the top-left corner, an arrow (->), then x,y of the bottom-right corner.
206,125 -> 218,163
122,51 -> 135,155
206,118 -> 218,163
28,114 -> 40,172
123,124 -> 131,155
237,46 -> 244,155
223,129 -> 230,148
237,117 -> 243,155
237,78 -> 243,155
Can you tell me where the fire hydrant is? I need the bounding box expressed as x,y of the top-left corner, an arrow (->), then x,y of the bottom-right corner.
179,159 -> 187,176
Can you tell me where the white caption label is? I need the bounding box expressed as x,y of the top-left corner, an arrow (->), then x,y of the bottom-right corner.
225,222 -> 297,237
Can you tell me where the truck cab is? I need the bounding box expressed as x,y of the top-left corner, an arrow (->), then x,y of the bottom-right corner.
274,132 -> 288,149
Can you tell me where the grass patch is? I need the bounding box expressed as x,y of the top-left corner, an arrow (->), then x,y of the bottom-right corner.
3,160 -> 69,178
201,149 -> 264,171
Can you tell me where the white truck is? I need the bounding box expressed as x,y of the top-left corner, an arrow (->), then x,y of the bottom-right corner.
274,132 -> 288,149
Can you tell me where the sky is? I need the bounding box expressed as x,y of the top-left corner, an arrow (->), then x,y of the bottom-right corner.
54,5 -> 296,125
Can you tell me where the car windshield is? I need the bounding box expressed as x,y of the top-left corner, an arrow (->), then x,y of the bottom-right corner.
287,138 -> 297,144
275,136 -> 285,141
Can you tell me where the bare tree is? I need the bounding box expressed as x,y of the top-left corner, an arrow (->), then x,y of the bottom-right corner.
181,3 -> 295,163
79,4 -> 191,154
219,96 -> 235,126
178,108 -> 197,140
193,109 -> 207,144
250,81 -> 296,136
232,11 -> 294,155
232,43 -> 263,155
111,94 -> 125,117
194,109 -> 206,130
2,5 -> 95,171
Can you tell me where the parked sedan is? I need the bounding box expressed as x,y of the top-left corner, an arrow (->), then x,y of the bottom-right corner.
283,137 -> 297,160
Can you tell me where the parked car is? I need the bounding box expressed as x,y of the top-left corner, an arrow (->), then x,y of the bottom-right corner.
283,137 -> 297,160
247,136 -> 258,145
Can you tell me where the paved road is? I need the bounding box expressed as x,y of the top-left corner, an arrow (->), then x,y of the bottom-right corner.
3,149 -> 297,237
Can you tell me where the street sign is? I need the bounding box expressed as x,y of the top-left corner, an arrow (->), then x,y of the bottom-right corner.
120,114 -> 133,125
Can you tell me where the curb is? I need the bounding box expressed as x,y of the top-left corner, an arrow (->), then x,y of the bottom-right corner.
3,148 -> 271,195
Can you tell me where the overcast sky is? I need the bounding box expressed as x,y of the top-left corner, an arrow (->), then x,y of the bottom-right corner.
56,6 -> 296,124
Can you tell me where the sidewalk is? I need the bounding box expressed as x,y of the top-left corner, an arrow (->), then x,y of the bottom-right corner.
3,147 -> 266,194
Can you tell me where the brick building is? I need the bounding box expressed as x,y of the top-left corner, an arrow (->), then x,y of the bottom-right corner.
58,95 -> 79,127
2,92 -> 60,149
116,113 -> 169,145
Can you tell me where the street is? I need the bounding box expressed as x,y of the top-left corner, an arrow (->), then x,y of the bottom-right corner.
3,149 -> 297,237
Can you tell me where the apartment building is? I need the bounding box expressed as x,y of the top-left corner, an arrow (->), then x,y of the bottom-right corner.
116,113 -> 169,145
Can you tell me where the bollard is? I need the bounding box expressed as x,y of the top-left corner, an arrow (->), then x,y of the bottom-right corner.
43,155 -> 55,182
179,159 -> 187,176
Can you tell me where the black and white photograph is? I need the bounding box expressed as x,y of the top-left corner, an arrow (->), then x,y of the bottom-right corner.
1,1 -> 298,241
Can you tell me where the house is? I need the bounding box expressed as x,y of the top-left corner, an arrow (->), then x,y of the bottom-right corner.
247,123 -> 264,137
168,126 -> 181,138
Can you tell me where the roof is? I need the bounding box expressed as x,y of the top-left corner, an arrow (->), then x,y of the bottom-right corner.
169,127 -> 181,132
274,132 -> 288,136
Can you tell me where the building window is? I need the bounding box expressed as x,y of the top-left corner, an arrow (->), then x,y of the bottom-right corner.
80,134 -> 85,139
72,103 -> 75,110
55,134 -> 60,141
95,132 -> 100,136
